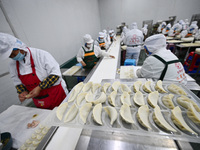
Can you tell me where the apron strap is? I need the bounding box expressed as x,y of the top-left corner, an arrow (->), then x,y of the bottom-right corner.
153,55 -> 180,80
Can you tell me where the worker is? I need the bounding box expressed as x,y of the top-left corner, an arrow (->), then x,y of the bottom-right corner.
109,30 -> 116,42
103,29 -> 111,46
184,19 -> 190,30
194,29 -> 200,41
94,32 -> 107,50
171,22 -> 182,34
141,24 -> 148,36
120,26 -> 130,44
162,23 -> 171,35
136,34 -> 187,85
0,33 -> 68,109
188,21 -> 199,35
123,22 -> 144,65
76,34 -> 115,69
157,22 -> 166,33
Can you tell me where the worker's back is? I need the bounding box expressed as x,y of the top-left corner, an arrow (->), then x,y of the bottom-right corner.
123,29 -> 144,46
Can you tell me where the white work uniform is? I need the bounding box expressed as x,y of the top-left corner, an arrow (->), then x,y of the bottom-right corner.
76,44 -> 110,63
9,47 -> 68,94
138,47 -> 187,85
123,29 -> 144,65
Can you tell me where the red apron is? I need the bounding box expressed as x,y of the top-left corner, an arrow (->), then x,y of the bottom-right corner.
16,48 -> 66,109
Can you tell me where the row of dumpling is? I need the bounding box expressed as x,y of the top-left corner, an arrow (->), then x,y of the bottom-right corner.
19,124 -> 50,150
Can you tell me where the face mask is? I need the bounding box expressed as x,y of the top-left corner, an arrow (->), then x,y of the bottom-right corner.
12,51 -> 25,61
87,44 -> 92,49
144,46 -> 152,56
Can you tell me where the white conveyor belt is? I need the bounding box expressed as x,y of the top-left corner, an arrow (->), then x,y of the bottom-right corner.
89,37 -> 121,83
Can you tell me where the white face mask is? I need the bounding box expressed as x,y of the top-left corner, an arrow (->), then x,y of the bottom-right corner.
87,43 -> 92,49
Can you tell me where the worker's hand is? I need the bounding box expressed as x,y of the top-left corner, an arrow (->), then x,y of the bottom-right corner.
19,91 -> 29,102
27,86 -> 42,99
109,55 -> 115,59
81,61 -> 86,67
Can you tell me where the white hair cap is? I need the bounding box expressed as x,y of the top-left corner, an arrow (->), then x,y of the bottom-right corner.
130,22 -> 138,29
103,29 -> 107,33
99,32 -> 104,38
144,34 -> 166,53
83,34 -> 94,44
0,32 -> 26,60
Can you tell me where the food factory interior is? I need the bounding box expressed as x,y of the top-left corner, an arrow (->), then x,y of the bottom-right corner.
0,0 -> 200,149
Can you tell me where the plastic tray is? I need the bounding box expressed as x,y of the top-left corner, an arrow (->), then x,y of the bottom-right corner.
46,80 -> 200,143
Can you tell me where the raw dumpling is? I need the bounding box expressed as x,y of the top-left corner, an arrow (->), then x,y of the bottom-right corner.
112,81 -> 121,92
64,104 -> 78,123
153,106 -> 176,132
155,80 -> 167,93
121,91 -> 131,106
137,105 -> 151,129
121,84 -> 131,93
120,103 -> 134,124
56,102 -> 68,121
86,92 -> 106,105
82,82 -> 93,92
162,94 -> 175,109
67,89 -> 78,103
104,106 -> 118,125
168,84 -> 187,95
171,106 -> 197,135
79,103 -> 92,124
147,91 -> 159,108
177,96 -> 200,112
133,81 -> 142,93
74,82 -> 84,94
133,91 -> 145,106
143,81 -> 152,93
76,92 -> 87,106
92,83 -> 101,93
93,103 -> 103,125
102,83 -> 111,93
108,91 -> 117,107
187,102 -> 200,124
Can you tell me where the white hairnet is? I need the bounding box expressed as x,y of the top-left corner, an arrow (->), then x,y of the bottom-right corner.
103,29 -> 107,33
83,34 -> 93,44
99,32 -> 104,38
0,32 -> 26,60
179,20 -> 185,25
166,23 -> 171,28
161,22 -> 166,26
144,24 -> 148,28
144,34 -> 166,53
192,21 -> 197,25
130,22 -> 138,29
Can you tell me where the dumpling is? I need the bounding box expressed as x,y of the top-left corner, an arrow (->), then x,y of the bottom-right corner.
168,84 -> 187,95
121,84 -> 131,93
104,106 -> 118,125
56,102 -> 68,121
64,104 -> 78,123
67,89 -> 78,103
133,91 -> 145,106
112,81 -> 121,92
102,83 -> 111,93
79,103 -> 92,124
162,94 -> 175,109
82,82 -> 93,92
108,91 -> 117,107
177,96 -> 200,112
155,80 -> 167,93
93,103 -> 103,125
120,103 -> 134,124
92,83 -> 101,93
136,105 -> 151,129
120,91 -> 131,106
76,92 -> 87,106
171,106 -> 197,135
187,102 -> 200,124
153,106 -> 176,132
133,81 -> 142,93
147,91 -> 159,108
86,92 -> 106,105
143,81 -> 152,93
74,82 -> 84,94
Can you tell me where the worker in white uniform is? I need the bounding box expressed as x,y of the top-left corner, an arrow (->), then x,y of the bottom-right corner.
94,32 -> 108,50
109,30 -> 116,42
120,26 -> 130,44
103,29 -> 111,46
195,29 -> 200,40
0,33 -> 68,109
172,22 -> 183,34
136,34 -> 187,85
123,22 -> 144,65
141,24 -> 148,36
188,21 -> 199,35
162,23 -> 171,35
157,22 -> 166,33
77,34 -> 115,69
